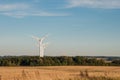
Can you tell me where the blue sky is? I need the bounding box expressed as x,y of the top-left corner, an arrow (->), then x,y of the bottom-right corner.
0,0 -> 120,56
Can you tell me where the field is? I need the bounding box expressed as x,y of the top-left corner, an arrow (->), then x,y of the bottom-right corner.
0,66 -> 120,80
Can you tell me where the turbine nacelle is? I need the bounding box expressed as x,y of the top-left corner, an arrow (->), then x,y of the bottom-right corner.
31,34 -> 48,42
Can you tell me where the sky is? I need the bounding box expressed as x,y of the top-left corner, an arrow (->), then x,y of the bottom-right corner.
0,0 -> 120,56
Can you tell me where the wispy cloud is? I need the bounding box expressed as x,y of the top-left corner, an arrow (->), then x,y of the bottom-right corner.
1,11 -> 69,18
0,3 -> 29,11
0,3 -> 69,18
66,0 -> 120,9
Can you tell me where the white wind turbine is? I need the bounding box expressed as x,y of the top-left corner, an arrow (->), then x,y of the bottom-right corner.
31,34 -> 48,57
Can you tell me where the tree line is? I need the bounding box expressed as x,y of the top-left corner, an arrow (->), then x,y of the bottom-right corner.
0,56 -> 119,66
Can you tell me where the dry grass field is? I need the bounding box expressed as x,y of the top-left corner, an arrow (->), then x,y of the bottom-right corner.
0,66 -> 120,80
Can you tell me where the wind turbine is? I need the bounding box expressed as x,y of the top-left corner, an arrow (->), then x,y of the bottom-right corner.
31,34 -> 48,57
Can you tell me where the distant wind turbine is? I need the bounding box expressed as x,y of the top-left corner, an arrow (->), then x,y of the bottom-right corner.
31,34 -> 48,57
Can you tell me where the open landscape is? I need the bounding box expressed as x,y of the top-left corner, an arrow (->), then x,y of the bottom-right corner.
0,0 -> 120,80
0,66 -> 120,80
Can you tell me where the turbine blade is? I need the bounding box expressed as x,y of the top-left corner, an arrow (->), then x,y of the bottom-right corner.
43,42 -> 49,49
41,34 -> 49,41
31,35 -> 40,41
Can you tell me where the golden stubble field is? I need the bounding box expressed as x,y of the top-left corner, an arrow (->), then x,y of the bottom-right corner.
0,66 -> 120,80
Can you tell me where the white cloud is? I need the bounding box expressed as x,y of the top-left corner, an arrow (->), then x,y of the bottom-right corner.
1,11 -> 27,18
1,11 -> 69,18
0,3 -> 29,11
66,0 -> 120,9
0,3 -> 69,18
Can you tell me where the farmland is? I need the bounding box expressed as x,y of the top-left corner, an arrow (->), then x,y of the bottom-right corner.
0,66 -> 120,80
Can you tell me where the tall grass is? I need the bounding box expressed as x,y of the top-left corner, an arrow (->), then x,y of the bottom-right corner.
71,70 -> 120,80
0,66 -> 119,80
10,70 -> 120,80
0,75 -> 1,80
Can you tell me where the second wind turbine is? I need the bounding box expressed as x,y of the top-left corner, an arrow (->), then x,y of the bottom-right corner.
32,35 -> 48,57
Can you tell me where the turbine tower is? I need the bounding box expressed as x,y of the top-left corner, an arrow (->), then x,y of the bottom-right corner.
32,35 -> 48,57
